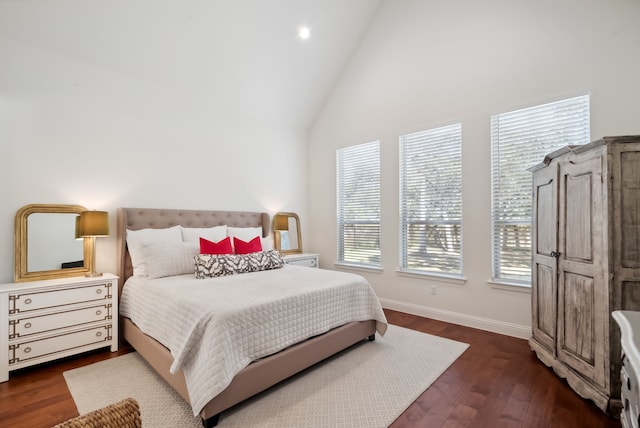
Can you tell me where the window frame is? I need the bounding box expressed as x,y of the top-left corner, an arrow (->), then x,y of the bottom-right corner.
399,123 -> 463,278
336,141 -> 382,269
490,94 -> 590,287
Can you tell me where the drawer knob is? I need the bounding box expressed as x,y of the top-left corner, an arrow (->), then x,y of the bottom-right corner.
96,310 -> 102,316
96,331 -> 102,337
24,322 -> 32,329
24,347 -> 31,354
24,298 -> 32,305
96,289 -> 103,295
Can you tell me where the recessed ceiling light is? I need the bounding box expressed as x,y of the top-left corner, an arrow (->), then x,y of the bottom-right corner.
298,26 -> 310,40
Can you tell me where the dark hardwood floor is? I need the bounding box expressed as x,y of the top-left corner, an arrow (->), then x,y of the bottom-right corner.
0,310 -> 621,428
385,310 -> 620,428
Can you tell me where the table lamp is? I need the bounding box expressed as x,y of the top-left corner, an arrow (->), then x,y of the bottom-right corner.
78,210 -> 109,277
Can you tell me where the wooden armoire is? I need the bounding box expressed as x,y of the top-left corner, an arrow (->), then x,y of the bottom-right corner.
529,135 -> 640,414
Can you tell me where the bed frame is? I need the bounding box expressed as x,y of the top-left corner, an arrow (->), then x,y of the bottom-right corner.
116,207 -> 377,427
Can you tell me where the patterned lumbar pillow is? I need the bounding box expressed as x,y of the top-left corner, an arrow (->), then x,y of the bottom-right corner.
194,250 -> 284,278
235,250 -> 285,274
194,254 -> 239,278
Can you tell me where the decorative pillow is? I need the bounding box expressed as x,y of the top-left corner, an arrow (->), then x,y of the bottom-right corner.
200,237 -> 233,255
233,236 -> 262,254
194,254 -> 239,278
194,250 -> 284,278
126,226 -> 183,277
141,241 -> 199,279
236,250 -> 285,273
227,226 -> 263,252
182,225 -> 227,242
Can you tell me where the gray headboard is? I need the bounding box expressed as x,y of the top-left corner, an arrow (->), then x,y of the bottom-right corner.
116,207 -> 270,292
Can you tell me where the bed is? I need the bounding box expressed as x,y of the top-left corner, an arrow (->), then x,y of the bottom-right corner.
116,207 -> 388,427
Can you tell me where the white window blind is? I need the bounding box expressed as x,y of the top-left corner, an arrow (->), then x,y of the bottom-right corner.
336,141 -> 381,267
400,124 -> 462,276
491,94 -> 590,285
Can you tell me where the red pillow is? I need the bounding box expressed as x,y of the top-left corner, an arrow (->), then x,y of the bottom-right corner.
234,236 -> 263,254
200,237 -> 233,255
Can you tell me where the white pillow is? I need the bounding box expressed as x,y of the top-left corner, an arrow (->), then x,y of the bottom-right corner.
261,235 -> 274,251
126,225 -> 182,277
141,241 -> 199,279
227,226 -> 264,252
227,226 -> 263,241
181,225 -> 227,242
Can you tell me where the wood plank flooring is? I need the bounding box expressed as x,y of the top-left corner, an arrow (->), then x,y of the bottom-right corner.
385,310 -> 620,428
0,310 -> 621,427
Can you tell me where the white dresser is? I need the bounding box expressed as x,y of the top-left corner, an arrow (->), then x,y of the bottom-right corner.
613,310 -> 640,428
0,273 -> 118,382
283,253 -> 319,268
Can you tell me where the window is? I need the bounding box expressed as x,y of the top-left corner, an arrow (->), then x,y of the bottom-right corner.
399,124 -> 462,276
491,94 -> 590,285
336,141 -> 381,267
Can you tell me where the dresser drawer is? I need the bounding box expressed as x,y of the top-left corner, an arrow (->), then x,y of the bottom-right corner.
9,325 -> 112,365
9,283 -> 112,314
622,353 -> 640,428
287,257 -> 317,268
9,304 -> 112,339
284,254 -> 319,268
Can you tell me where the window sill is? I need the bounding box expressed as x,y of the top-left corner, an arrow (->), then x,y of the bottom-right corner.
334,262 -> 383,274
396,269 -> 467,285
488,279 -> 531,293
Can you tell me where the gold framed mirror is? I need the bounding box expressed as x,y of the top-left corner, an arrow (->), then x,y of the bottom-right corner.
273,212 -> 303,255
14,204 -> 94,282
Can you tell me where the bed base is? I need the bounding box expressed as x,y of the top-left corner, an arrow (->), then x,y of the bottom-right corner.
117,208 -> 380,426
123,317 -> 377,426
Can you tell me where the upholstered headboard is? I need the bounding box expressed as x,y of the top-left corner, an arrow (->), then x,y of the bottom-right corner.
116,207 -> 270,293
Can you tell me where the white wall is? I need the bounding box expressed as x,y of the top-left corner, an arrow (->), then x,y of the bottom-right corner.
308,0 -> 640,338
0,0 -> 384,283
0,31 -> 305,281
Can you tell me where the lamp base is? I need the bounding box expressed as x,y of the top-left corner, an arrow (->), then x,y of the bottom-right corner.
85,271 -> 103,277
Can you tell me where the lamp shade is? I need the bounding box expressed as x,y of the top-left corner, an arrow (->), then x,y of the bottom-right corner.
274,215 -> 289,230
78,211 -> 109,237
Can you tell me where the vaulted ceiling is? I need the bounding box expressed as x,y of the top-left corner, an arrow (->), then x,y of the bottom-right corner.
0,0 -> 384,132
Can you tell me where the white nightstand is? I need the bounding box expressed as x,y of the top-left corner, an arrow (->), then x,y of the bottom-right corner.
282,253 -> 319,268
613,310 -> 640,428
0,273 -> 118,382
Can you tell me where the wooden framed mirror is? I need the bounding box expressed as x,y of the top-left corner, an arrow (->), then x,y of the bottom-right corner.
273,212 -> 303,255
14,204 -> 94,282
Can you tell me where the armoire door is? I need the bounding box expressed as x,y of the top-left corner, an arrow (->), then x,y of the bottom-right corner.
556,155 -> 607,388
531,164 -> 559,354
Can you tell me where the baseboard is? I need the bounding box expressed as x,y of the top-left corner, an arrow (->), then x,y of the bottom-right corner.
380,298 -> 532,340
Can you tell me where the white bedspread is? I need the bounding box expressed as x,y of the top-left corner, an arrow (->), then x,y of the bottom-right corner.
119,265 -> 388,416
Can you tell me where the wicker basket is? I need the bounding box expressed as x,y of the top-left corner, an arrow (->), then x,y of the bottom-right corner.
53,397 -> 141,428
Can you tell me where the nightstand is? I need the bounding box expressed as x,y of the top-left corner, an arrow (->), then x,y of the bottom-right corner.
0,273 -> 118,382
282,253 -> 319,268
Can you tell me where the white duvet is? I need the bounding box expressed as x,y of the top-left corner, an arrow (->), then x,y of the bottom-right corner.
119,264 -> 388,415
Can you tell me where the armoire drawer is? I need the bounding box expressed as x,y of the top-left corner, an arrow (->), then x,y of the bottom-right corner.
9,325 -> 112,365
9,283 -> 112,314
9,304 -> 112,339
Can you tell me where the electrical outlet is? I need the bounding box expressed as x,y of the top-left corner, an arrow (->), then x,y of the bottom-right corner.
431,285 -> 437,295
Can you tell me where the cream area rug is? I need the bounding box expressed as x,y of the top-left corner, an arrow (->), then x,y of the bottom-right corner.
64,325 -> 468,428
